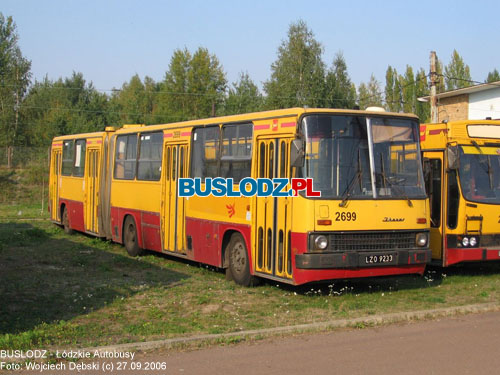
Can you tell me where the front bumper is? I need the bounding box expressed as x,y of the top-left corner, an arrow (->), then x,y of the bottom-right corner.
295,249 -> 431,269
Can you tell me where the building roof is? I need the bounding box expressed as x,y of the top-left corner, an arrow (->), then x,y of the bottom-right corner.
419,80 -> 500,101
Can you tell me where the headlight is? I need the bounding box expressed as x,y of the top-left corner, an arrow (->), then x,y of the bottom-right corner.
462,237 -> 469,247
314,235 -> 328,250
416,233 -> 428,247
469,237 -> 477,247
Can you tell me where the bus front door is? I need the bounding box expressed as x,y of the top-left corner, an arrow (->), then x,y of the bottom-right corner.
162,143 -> 188,253
254,137 -> 293,279
424,152 -> 444,262
50,149 -> 62,222
84,148 -> 100,234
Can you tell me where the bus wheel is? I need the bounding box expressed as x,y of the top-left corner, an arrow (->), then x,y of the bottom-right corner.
62,207 -> 73,235
228,233 -> 256,286
123,216 -> 143,257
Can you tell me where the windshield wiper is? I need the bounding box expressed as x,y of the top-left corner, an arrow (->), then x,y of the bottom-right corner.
339,149 -> 363,207
378,153 -> 413,207
471,141 -> 494,189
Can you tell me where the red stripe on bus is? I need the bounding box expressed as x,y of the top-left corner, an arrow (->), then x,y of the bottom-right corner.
181,132 -> 191,136
281,122 -> 296,128
429,129 -> 447,135
254,124 -> 270,130
164,133 -> 173,138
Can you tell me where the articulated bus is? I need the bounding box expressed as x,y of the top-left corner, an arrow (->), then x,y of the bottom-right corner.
49,108 -> 431,286
421,120 -> 500,266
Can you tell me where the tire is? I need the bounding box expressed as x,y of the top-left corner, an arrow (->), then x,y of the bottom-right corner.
62,206 -> 73,235
123,216 -> 143,256
228,233 -> 256,286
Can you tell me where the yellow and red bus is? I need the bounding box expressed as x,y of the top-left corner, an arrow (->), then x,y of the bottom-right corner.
421,120 -> 500,266
49,108 -> 431,286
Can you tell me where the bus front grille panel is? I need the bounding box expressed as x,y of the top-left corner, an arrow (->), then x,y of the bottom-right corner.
328,231 -> 417,252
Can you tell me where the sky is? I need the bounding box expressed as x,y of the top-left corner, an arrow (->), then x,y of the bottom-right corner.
2,0 -> 499,93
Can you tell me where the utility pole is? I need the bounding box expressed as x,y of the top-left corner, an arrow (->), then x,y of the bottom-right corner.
430,51 -> 438,123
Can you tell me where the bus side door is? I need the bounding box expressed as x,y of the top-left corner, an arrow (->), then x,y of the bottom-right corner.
424,152 -> 444,261
50,149 -> 62,221
254,137 -> 293,279
84,147 -> 101,234
162,142 -> 188,253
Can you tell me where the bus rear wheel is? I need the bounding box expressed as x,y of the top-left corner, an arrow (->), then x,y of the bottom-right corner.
123,216 -> 143,257
62,206 -> 73,235
228,233 -> 257,287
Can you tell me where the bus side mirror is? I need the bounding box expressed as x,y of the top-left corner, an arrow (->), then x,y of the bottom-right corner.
447,146 -> 459,170
290,139 -> 304,168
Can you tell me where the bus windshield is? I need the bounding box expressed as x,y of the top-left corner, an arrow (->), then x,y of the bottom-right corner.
301,114 -> 426,200
458,145 -> 500,204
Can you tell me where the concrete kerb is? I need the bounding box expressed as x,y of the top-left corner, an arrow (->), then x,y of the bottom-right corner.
84,302 -> 499,355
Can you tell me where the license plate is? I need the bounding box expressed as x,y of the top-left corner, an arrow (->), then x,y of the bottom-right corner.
364,253 -> 395,265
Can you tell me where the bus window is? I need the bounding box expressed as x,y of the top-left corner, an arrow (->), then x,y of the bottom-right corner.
114,134 -> 138,180
73,139 -> 86,177
191,127 -> 220,179
137,132 -> 163,181
429,159 -> 442,227
220,124 -> 252,182
62,140 -> 74,176
447,170 -> 459,229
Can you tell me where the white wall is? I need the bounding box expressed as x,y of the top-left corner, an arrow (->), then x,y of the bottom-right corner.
469,87 -> 500,120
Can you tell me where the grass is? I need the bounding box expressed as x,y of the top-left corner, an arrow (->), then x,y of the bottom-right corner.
0,204 -> 499,350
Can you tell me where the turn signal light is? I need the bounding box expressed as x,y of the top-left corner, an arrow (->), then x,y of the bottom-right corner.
417,218 -> 427,224
317,220 -> 332,225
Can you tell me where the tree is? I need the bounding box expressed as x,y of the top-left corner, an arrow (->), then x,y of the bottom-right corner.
358,74 -> 383,110
324,51 -> 356,109
415,68 -> 430,122
385,66 -> 401,112
486,69 -> 500,83
156,47 -> 227,122
444,50 -> 472,90
22,72 -> 111,145
110,74 -> 157,124
401,65 -> 416,114
0,13 -> 31,147
264,20 -> 325,108
224,72 -> 263,115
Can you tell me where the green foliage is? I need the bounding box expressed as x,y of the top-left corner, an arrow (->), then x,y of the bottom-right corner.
385,66 -> 401,112
0,13 -> 31,147
264,20 -> 326,108
444,50 -> 472,90
358,74 -> 383,110
486,69 -> 500,83
415,68 -> 430,122
110,74 -> 158,124
224,72 -> 264,115
401,65 -> 416,114
324,51 -> 356,109
21,72 -> 113,145
156,47 -> 227,122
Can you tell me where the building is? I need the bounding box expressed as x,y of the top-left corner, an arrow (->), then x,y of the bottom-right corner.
419,81 -> 500,123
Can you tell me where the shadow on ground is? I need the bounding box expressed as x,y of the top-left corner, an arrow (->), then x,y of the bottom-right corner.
0,222 -> 188,335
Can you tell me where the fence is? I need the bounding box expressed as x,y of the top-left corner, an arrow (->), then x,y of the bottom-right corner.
0,146 -> 50,209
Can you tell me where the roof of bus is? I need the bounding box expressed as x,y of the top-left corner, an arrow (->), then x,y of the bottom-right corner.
52,131 -> 108,142
50,108 -> 420,140
112,107 -> 419,134
421,119 -> 500,126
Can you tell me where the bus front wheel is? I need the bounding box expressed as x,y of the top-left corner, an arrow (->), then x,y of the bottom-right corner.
123,216 -> 143,257
228,233 -> 256,287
